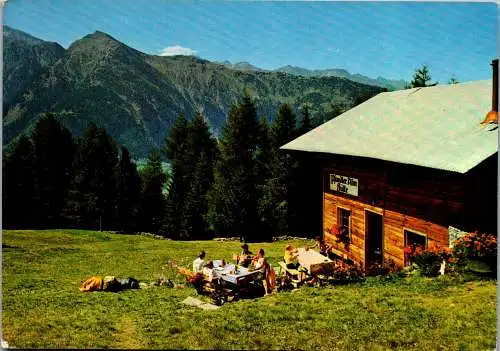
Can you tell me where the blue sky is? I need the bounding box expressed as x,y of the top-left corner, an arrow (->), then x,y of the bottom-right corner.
4,1 -> 498,83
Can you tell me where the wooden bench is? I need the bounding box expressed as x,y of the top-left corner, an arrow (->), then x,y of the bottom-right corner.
278,262 -> 304,288
278,261 -> 300,276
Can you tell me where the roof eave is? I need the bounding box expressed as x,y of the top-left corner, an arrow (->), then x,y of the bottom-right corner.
279,145 -> 492,174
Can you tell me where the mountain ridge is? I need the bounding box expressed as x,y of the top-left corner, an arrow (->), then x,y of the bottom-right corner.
3,26 -> 66,106
4,27 -> 385,158
218,61 -> 406,90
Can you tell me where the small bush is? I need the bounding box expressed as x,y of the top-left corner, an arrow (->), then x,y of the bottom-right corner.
331,264 -> 365,284
366,259 -> 400,277
452,231 -> 497,274
404,244 -> 451,277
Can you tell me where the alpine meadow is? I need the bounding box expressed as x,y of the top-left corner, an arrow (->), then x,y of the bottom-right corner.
2,2 -> 497,350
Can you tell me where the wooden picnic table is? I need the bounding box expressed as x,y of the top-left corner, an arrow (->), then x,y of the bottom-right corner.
296,248 -> 335,275
213,260 -> 262,285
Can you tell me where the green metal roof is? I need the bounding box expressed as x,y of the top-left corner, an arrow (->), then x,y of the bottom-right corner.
281,80 -> 498,174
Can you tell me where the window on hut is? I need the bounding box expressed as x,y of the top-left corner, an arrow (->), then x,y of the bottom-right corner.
404,230 -> 426,248
337,207 -> 351,235
404,230 -> 427,266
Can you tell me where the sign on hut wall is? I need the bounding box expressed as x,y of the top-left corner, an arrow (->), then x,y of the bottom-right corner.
448,226 -> 467,247
329,174 -> 359,197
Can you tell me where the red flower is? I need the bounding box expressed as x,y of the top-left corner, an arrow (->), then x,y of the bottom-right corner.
474,241 -> 482,252
403,246 -> 413,255
414,246 -> 424,256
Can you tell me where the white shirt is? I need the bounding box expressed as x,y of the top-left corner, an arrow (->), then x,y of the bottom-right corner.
254,257 -> 266,271
202,267 -> 218,281
193,258 -> 205,273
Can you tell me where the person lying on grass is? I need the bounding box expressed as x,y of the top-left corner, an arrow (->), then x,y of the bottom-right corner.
193,251 -> 206,273
233,243 -> 253,268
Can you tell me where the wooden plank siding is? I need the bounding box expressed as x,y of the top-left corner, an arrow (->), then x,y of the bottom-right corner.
318,153 -> 487,269
323,192 -> 449,268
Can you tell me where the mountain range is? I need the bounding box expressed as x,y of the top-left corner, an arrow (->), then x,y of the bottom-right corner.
4,26 -> 387,158
218,62 -> 407,91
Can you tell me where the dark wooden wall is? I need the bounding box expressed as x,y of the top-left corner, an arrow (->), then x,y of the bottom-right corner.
320,153 -> 497,268
462,153 -> 498,234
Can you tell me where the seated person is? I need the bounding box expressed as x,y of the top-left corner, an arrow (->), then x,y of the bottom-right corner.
252,248 -> 267,272
202,260 -> 219,282
234,244 -> 254,268
192,251 -> 206,273
252,249 -> 275,295
284,244 -> 300,269
314,236 -> 331,257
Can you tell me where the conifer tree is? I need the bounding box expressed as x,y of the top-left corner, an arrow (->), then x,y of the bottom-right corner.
179,112 -> 217,239
64,123 -> 118,230
270,103 -> 297,149
139,147 -> 167,234
115,147 -> 142,233
164,114 -> 189,165
163,114 -> 189,238
256,117 -> 272,183
298,105 -> 313,136
183,151 -> 213,239
31,113 -> 75,227
408,65 -> 438,88
3,136 -> 38,229
255,117 -> 273,238
207,91 -> 259,241
260,103 -> 298,237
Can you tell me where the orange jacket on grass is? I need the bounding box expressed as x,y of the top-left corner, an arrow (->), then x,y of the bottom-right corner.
79,276 -> 103,292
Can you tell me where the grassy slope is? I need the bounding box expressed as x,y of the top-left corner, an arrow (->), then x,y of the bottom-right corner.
2,230 -> 496,350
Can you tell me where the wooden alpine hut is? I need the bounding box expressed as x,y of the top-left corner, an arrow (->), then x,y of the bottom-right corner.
281,60 -> 498,269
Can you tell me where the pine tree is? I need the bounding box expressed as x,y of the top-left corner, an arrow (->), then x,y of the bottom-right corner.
115,147 -> 142,233
3,136 -> 38,229
270,103 -> 297,149
207,91 -> 259,241
256,117 -> 272,182
64,123 -> 118,230
409,65 -> 438,88
298,105 -> 313,136
139,147 -> 167,234
255,117 -> 273,238
163,114 -> 189,238
183,151 -> 213,239
31,113 -> 75,228
164,114 -> 189,164
184,112 -> 217,186
260,103 -> 298,237
179,112 -> 217,239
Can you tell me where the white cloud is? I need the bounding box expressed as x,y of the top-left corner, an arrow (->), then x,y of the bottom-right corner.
159,45 -> 198,57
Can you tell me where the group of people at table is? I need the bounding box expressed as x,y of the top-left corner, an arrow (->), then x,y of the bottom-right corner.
191,237 -> 332,293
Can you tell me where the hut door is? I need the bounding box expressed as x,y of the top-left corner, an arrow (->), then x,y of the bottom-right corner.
365,211 -> 383,268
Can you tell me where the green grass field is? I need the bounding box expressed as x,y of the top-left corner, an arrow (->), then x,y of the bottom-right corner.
2,230 -> 497,350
